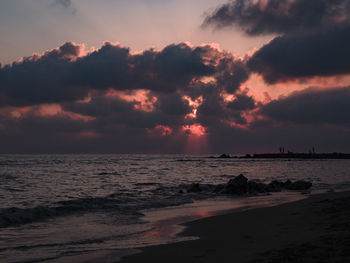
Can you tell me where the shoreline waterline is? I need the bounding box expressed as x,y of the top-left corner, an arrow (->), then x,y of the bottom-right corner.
47,191 -> 308,263
121,190 -> 350,263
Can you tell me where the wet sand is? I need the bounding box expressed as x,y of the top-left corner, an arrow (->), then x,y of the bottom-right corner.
121,191 -> 350,263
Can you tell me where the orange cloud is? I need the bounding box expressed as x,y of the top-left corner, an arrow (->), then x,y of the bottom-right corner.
183,95 -> 203,119
148,125 -> 173,136
39,104 -> 95,121
107,89 -> 158,112
242,73 -> 350,104
224,120 -> 248,130
182,123 -> 206,136
182,124 -> 209,154
3,104 -> 95,122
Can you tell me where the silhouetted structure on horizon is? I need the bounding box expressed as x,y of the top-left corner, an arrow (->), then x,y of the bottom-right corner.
246,152 -> 350,159
214,151 -> 350,159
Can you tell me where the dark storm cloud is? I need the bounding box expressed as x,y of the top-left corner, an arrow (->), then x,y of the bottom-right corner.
196,85 -> 227,125
2,98 -> 350,154
69,42 -> 216,93
0,42 -> 85,106
203,0 -> 350,35
227,92 -> 255,111
247,25 -> 350,83
71,43 -> 131,90
63,96 -> 134,118
195,83 -> 254,127
156,93 -> 191,116
2,83 -> 350,154
260,86 -> 350,125
0,96 -> 194,154
0,41 -> 260,153
0,42 -> 223,106
204,0 -> 350,83
0,111 -> 171,154
154,44 -> 216,87
63,92 -> 192,129
216,57 -> 250,93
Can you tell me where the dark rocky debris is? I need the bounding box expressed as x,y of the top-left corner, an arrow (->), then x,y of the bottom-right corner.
219,154 -> 232,158
187,174 -> 312,195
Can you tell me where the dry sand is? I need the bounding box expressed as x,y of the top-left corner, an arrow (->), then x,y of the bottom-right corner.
121,191 -> 350,263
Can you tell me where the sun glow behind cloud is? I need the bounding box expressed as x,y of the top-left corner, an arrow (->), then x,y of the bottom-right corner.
242,73 -> 350,104
107,89 -> 158,112
148,125 -> 173,137
182,123 -> 209,154
182,123 -> 207,137
6,104 -> 95,122
183,95 -> 203,119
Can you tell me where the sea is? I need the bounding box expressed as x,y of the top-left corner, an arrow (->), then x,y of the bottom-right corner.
1,154 -> 350,263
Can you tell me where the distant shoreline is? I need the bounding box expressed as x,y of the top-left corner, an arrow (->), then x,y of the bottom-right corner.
213,152 -> 350,159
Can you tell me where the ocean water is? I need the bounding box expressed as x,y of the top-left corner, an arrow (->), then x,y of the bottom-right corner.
1,154 -> 350,263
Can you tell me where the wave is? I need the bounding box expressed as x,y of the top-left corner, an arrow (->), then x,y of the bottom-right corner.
0,197 -> 123,228
134,182 -> 162,186
0,176 -> 312,228
97,171 -> 120,176
176,159 -> 203,162
0,185 -> 198,228
0,174 -> 17,180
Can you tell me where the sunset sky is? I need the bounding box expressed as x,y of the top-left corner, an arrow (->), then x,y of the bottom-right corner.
1,0 -> 350,154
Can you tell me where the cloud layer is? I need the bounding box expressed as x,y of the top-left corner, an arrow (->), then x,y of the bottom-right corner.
1,0 -> 350,153
0,42 -> 230,107
248,25 -> 350,83
205,0 -> 350,83
204,0 -> 350,35
261,87 -> 350,125
0,42 -> 259,153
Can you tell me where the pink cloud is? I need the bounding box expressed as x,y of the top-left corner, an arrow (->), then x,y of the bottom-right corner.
106,89 -> 158,112
148,125 -> 173,136
182,123 -> 207,137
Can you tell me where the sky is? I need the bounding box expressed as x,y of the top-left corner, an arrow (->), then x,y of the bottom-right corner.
1,0 -> 350,154
0,0 -> 271,64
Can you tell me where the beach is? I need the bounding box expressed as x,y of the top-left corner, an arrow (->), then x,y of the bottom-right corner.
121,190 -> 350,263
